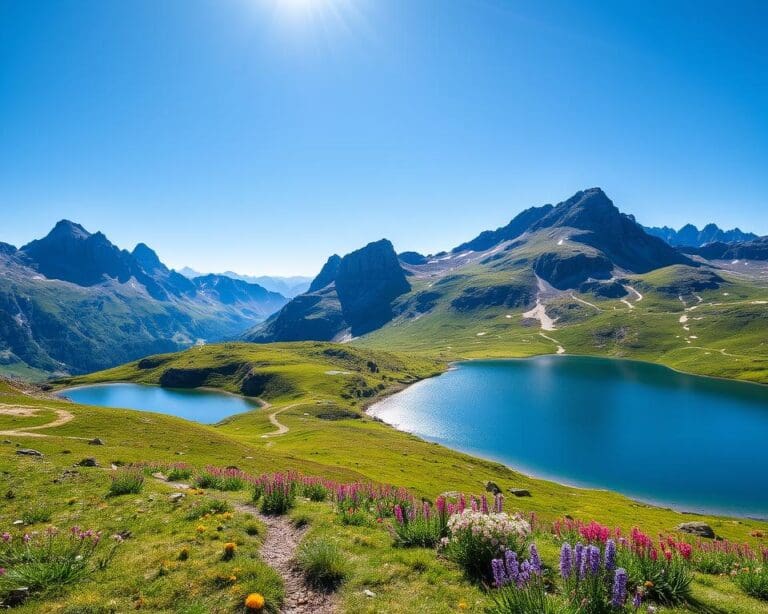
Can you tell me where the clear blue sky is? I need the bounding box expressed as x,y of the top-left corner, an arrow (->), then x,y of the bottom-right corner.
2,0 -> 767,276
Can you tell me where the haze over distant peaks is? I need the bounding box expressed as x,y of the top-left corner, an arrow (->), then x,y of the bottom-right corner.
644,223 -> 758,247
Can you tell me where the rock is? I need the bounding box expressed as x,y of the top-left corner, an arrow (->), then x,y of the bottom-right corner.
77,457 -> 99,467
677,522 -> 715,539
440,491 -> 461,499
2,439 -> 12,444
484,481 -> 502,495
13,519 -> 24,525
152,472 -> 167,481
363,589 -> 376,598
508,488 -> 532,497
15,448 -> 43,457
88,437 -> 105,446
5,587 -> 30,606
169,492 -> 185,503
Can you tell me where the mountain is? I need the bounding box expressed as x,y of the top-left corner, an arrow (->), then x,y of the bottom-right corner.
682,236 -> 768,261
644,223 -> 757,247
452,204 -> 554,253
0,221 -> 287,377
179,267 -> 311,298
244,188 -> 753,353
246,240 -> 410,342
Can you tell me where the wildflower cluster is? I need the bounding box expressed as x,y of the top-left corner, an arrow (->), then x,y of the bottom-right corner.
252,473 -> 297,515
443,505 -> 530,581
0,527 -> 122,601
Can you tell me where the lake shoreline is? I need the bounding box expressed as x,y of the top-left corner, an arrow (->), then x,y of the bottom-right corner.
367,355 -> 768,521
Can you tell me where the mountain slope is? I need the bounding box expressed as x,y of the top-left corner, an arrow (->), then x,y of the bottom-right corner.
242,188 -> 768,384
0,222 -> 287,377
246,240 -> 410,342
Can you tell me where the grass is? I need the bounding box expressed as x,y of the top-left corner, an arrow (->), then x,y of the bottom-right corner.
296,537 -> 349,590
106,468 -> 145,496
0,341 -> 765,612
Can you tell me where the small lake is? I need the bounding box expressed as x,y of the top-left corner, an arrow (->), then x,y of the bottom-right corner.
370,356 -> 768,518
61,383 -> 260,424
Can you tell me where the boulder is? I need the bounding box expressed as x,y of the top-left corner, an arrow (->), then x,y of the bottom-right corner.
484,481 -> 502,495
77,457 -> 99,467
169,492 -> 185,503
15,448 -> 43,457
677,522 -> 715,539
88,437 -> 105,446
508,488 -> 532,497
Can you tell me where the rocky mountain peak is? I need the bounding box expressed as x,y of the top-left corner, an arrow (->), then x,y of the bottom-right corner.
308,254 -> 342,293
132,243 -> 166,274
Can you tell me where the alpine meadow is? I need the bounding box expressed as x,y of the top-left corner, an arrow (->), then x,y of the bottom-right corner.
2,2 -> 768,613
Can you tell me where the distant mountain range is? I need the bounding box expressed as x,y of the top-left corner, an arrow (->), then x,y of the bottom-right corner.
643,224 -> 757,247
0,221 -> 287,376
3,192 -> 767,378
179,268 -> 311,298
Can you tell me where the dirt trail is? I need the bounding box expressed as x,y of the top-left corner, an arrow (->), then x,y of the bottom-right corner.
234,502 -> 337,614
261,403 -> 302,438
154,476 -> 336,614
0,404 -> 78,438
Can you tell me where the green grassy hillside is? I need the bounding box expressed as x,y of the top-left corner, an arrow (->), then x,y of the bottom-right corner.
0,342 -> 762,611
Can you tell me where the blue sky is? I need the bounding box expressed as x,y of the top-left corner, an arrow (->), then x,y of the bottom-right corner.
2,0 -> 767,276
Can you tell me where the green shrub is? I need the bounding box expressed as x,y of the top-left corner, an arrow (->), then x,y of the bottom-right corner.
22,505 -> 53,525
185,498 -> 232,520
618,547 -> 692,605
107,468 -> 144,496
297,538 -> 349,590
244,522 -> 261,536
301,482 -> 329,502
194,467 -> 246,491
166,466 -> 193,481
734,565 -> 768,601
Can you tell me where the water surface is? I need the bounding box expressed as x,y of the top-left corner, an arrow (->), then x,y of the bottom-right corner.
62,383 -> 259,424
370,357 -> 768,517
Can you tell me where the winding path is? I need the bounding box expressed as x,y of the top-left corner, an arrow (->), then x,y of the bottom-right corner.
0,404 -> 77,438
261,403 -> 302,438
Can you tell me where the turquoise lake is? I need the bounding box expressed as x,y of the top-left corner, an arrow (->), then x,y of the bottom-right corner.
369,356 -> 768,518
61,383 -> 260,424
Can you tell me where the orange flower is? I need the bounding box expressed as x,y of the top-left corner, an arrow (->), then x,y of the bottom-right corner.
245,592 -> 266,610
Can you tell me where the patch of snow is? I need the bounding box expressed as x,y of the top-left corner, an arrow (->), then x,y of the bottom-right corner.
476,332 -> 487,336
505,314 -> 513,319
325,370 -> 352,376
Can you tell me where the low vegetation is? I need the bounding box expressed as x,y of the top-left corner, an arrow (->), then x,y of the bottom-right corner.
1,343 -> 766,611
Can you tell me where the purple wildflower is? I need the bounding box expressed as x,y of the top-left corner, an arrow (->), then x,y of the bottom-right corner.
574,543 -> 586,579
605,538 -> 617,573
611,568 -> 628,607
491,558 -> 508,587
588,544 -> 601,575
394,504 -> 404,524
505,549 -> 520,583
481,495 -> 489,514
529,543 -> 542,574
632,590 -> 643,609
560,543 -> 573,579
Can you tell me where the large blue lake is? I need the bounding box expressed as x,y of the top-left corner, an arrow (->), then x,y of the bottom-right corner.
370,356 -> 768,518
62,383 -> 260,424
